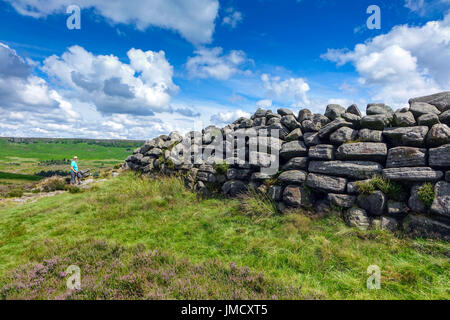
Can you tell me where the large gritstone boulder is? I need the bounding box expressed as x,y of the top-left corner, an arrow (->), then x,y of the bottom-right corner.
283,185 -> 314,207
426,124 -> 450,147
278,170 -> 308,185
308,144 -> 335,160
409,91 -> 450,112
308,160 -> 383,179
329,127 -> 358,145
429,144 -> 450,167
305,173 -> 347,193
282,157 -> 309,170
280,141 -> 308,159
318,118 -> 353,139
394,111 -> 416,127
344,208 -> 371,230
357,191 -> 387,216
383,127 -> 429,147
325,104 -> 346,120
336,143 -> 387,162
386,147 -> 427,168
409,102 -> 441,118
382,167 -> 443,182
222,180 -> 247,197
430,181 -> 450,218
360,114 -> 392,130
327,194 -> 356,208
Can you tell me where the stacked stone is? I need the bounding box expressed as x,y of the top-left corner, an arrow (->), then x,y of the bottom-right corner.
124,91 -> 450,241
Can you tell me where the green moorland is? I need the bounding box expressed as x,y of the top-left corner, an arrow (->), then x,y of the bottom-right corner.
0,172 -> 448,300
0,138 -> 142,194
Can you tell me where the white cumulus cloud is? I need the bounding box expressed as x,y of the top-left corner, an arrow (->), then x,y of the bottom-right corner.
186,47 -> 249,80
261,73 -> 310,107
4,0 -> 219,44
322,13 -> 450,106
42,45 -> 178,115
210,109 -> 251,125
222,7 -> 243,28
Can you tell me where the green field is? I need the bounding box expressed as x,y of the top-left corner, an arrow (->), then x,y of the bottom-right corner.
0,137 -> 141,195
0,173 -> 448,300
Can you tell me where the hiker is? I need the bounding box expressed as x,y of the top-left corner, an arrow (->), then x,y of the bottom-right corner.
70,156 -> 82,185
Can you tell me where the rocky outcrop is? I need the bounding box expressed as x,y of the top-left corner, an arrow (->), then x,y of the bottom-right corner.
124,92 -> 450,241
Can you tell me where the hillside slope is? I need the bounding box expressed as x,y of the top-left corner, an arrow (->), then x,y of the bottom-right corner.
0,173 -> 448,299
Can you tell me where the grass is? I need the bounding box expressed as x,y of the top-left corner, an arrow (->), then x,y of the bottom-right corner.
356,175 -> 405,201
0,172 -> 448,300
0,172 -> 43,182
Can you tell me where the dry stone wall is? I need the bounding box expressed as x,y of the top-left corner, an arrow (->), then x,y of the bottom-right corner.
124,91 -> 450,241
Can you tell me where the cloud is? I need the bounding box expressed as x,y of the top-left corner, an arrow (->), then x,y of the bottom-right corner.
256,99 -> 273,109
4,0 -> 219,44
321,13 -> 450,106
210,109 -> 251,125
0,43 -> 77,119
261,73 -> 310,106
172,105 -> 201,117
42,45 -> 178,115
186,47 -> 250,80
222,7 -> 243,29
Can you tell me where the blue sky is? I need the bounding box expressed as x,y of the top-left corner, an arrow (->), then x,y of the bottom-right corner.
0,0 -> 449,139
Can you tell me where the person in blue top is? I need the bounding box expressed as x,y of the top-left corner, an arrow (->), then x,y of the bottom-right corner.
70,156 -> 81,185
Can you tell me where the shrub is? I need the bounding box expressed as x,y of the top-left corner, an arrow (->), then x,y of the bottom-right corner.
214,161 -> 230,175
418,183 -> 435,209
356,175 -> 404,201
37,176 -> 67,192
237,188 -> 278,222
66,185 -> 84,194
7,188 -> 23,198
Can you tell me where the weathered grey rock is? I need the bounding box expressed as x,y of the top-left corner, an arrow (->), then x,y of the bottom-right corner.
253,117 -> 266,126
426,124 -> 450,147
283,185 -> 313,207
318,118 -> 353,139
281,115 -> 301,131
303,114 -> 330,132
439,110 -> 450,126
251,172 -> 277,181
345,208 -> 371,230
403,214 -> 450,241
267,123 -> 290,139
418,113 -> 439,127
248,136 -> 282,152
383,126 -> 429,147
308,161 -> 383,179
306,173 -> 347,193
308,144 -> 335,160
253,108 -> 268,118
278,170 -> 307,185
387,201 -> 407,216
409,102 -> 441,118
327,193 -> 356,208
378,216 -> 399,232
367,103 -> 394,116
282,157 -> 309,170
268,185 -> 283,201
431,181 -> 450,218
336,142 -> 387,162
227,168 -> 252,180
222,180 -> 247,197
285,128 -> 303,141
341,112 -> 361,127
360,114 -> 392,130
303,132 -> 321,146
409,91 -> 450,112
314,199 -> 331,213
386,147 -> 427,168
383,167 -> 443,182
446,171 -> 450,182
298,109 -> 313,122
347,180 -> 370,194
408,184 -> 427,213
280,141 -> 308,159
325,104 -> 346,120
357,191 -> 386,216
277,108 -> 295,117
266,117 -> 281,126
394,111 -> 416,127
429,144 -> 450,167
359,129 -> 383,142
149,148 -> 163,157
347,104 -> 362,117
330,127 -> 358,145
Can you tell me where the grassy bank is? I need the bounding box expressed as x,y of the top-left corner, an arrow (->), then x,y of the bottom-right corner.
0,173 -> 448,299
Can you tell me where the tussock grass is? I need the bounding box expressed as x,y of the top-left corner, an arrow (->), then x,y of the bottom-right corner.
0,172 -> 448,300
